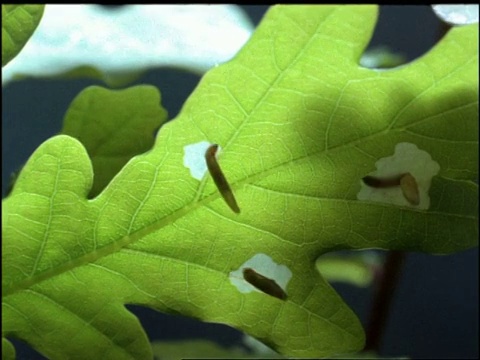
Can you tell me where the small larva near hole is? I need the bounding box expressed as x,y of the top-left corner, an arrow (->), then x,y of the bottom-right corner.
243,268 -> 287,300
362,173 -> 405,188
205,144 -> 240,214
362,172 -> 420,206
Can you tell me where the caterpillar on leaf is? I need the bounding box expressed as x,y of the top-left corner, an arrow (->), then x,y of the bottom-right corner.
205,144 -> 240,214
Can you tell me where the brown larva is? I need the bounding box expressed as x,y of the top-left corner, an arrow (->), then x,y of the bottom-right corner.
243,268 -> 287,300
362,172 -> 420,205
205,144 -> 240,214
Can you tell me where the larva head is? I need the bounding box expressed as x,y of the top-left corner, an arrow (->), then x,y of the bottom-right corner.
206,144 -> 219,158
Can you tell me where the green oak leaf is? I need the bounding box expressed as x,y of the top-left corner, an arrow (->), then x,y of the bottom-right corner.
2,5 -> 478,359
316,252 -> 382,288
4,86 -> 167,198
61,86 -> 168,198
2,4 -> 44,67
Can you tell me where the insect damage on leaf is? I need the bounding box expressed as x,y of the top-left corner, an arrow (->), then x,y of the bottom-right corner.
362,173 -> 404,188
357,142 -> 440,209
205,144 -> 240,214
362,172 -> 420,205
182,141 -> 240,213
183,140 -> 212,180
243,267 -> 287,300
229,253 -> 292,298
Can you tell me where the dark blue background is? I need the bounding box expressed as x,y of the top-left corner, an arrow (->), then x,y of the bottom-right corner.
2,5 -> 478,359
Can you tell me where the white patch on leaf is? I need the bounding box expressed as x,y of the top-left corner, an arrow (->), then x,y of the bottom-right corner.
229,253 -> 292,295
357,142 -> 440,209
183,141 -> 221,180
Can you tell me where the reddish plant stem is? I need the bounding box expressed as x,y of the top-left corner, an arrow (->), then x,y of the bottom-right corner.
364,250 -> 406,352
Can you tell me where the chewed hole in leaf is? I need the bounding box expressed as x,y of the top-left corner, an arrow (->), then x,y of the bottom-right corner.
243,268 -> 287,300
183,141 -> 217,180
357,142 -> 440,209
229,253 -> 292,297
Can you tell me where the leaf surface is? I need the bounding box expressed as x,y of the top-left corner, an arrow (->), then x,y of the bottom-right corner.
2,5 -> 478,359
1,4 -> 44,67
61,86 -> 168,198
